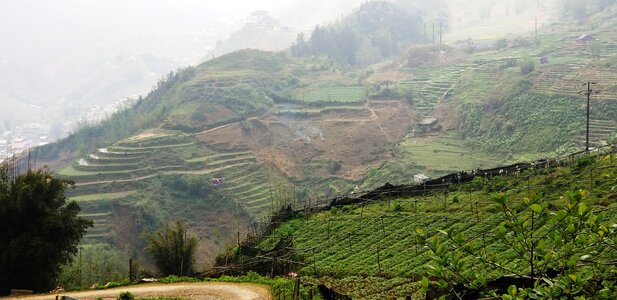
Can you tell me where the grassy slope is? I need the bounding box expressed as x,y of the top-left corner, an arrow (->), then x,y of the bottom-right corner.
257,151 -> 617,299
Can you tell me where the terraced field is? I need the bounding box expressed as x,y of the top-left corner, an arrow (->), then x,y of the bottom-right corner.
453,60 -> 509,103
273,103 -> 365,116
398,64 -> 468,116
59,130 -> 280,243
575,118 -> 617,148
399,133 -> 507,174
293,81 -> 366,103
257,151 -> 617,299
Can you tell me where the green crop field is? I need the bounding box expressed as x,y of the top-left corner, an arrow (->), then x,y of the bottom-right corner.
293,81 -> 366,103
273,103 -> 365,115
70,191 -> 136,202
249,150 -> 617,299
399,133 -> 507,173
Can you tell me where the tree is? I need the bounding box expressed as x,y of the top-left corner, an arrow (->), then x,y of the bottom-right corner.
0,165 -> 92,295
417,190 -> 617,298
291,32 -> 307,56
519,55 -> 535,75
146,220 -> 198,276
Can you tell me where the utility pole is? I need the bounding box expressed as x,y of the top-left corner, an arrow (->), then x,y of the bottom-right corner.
432,23 -> 435,45
439,21 -> 442,45
535,18 -> 538,42
581,81 -> 598,151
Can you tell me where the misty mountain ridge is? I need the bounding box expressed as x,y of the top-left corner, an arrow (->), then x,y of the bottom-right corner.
207,11 -> 297,59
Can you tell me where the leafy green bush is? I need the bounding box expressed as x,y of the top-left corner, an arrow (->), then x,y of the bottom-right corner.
146,221 -> 198,277
118,291 -> 134,300
519,57 -> 535,75
158,275 -> 199,284
418,190 -> 617,298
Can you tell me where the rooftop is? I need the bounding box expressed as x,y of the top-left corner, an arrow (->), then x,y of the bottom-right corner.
418,117 -> 438,125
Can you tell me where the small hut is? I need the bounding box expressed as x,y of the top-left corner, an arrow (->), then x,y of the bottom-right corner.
417,117 -> 439,132
577,34 -> 595,45
414,174 -> 430,184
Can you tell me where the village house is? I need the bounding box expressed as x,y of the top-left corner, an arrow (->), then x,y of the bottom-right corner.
414,174 -> 430,184
577,34 -> 595,45
375,80 -> 395,91
417,117 -> 440,133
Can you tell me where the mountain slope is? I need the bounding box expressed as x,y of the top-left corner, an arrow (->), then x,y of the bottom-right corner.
36,2 -> 617,281
233,148 -> 617,299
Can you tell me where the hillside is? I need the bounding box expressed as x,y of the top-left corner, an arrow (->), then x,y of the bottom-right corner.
223,146 -> 617,299
34,1 -> 617,286
46,49 -> 417,278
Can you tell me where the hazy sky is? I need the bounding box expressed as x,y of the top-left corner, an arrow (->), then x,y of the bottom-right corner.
0,0 -> 348,44
0,0 -> 364,133
1,0 -> 291,53
0,0 -> 365,62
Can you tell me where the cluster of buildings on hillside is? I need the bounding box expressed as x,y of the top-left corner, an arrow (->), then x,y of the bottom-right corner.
0,124 -> 49,164
0,96 -> 140,164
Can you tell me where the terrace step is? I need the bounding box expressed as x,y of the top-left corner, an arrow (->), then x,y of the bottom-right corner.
221,179 -> 267,194
233,184 -> 270,198
187,151 -> 253,162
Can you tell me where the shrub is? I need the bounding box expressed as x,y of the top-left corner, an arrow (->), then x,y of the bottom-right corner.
118,291 -> 134,300
158,275 -> 199,284
519,57 -> 535,75
146,221 -> 198,277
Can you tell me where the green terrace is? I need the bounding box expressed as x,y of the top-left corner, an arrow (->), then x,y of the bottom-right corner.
59,131 -> 288,244
253,150 -> 617,299
273,103 -> 365,116
398,133 -> 518,175
293,81 -> 366,104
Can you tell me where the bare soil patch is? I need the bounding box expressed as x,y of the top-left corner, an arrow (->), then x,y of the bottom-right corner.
432,102 -> 458,131
4,282 -> 271,300
196,101 -> 414,181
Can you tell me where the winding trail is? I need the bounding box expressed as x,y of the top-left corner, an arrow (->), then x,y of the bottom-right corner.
74,162 -> 251,187
5,282 -> 272,300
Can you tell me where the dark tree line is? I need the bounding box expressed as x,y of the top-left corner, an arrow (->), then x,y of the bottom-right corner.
291,1 -> 423,66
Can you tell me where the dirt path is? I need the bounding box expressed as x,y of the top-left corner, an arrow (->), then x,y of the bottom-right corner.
190,109 -> 273,137
5,282 -> 272,300
75,163 -> 250,187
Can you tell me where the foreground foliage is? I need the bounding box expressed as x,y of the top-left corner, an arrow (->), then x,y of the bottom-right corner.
146,220 -> 198,277
0,165 -> 92,294
257,151 -> 617,299
418,190 -> 617,299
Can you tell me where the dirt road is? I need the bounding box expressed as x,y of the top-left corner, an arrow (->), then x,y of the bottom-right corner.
5,282 -> 272,300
